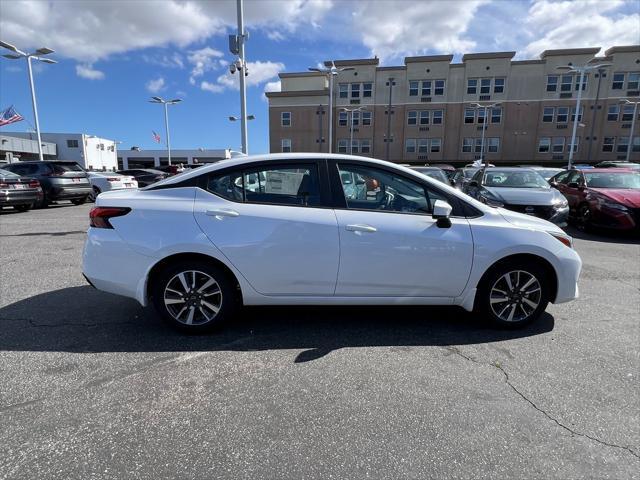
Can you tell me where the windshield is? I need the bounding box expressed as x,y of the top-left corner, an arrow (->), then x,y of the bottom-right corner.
536,168 -> 562,180
0,168 -> 19,178
483,170 -> 549,188
584,172 -> 640,189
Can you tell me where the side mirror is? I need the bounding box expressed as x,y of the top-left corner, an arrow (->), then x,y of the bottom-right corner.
468,180 -> 478,188
432,200 -> 452,228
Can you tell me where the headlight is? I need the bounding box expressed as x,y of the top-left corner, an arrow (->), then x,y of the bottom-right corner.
553,198 -> 568,209
597,198 -> 628,211
479,193 -> 503,208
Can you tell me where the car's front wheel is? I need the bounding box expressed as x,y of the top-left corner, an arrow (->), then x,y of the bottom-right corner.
475,260 -> 550,328
151,261 -> 238,332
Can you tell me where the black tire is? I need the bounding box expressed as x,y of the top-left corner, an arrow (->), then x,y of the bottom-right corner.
577,203 -> 592,232
14,204 -> 31,212
474,260 -> 550,329
151,260 -> 238,333
71,196 -> 87,206
88,187 -> 100,202
35,192 -> 49,209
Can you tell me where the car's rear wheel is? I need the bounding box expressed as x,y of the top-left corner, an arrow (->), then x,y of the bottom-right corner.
71,196 -> 87,205
14,204 -> 31,212
577,204 -> 592,232
88,187 -> 100,202
475,260 -> 550,328
35,193 -> 49,209
151,261 -> 237,332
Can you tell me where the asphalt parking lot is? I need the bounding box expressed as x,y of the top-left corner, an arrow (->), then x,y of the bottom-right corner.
0,203 -> 638,480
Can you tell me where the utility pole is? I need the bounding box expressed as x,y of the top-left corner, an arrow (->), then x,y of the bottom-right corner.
385,77 -> 395,161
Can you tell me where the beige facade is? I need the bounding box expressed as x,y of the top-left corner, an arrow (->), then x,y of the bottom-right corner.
266,46 -> 640,166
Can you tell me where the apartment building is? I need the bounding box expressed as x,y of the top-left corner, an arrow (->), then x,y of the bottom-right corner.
266,46 -> 640,165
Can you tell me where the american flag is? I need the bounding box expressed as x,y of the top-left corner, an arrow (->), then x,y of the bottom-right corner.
0,105 -> 24,127
152,130 -> 161,143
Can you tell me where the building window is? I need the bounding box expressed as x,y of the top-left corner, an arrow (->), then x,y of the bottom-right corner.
339,111 -> 348,126
418,139 -> 428,153
362,82 -> 372,98
462,138 -> 473,153
405,138 -> 416,153
351,83 -> 360,98
542,107 -> 555,122
602,137 -> 615,152
362,111 -> 372,126
556,107 -> 569,123
552,137 -> 565,153
487,138 -> 500,153
546,75 -> 558,92
361,139 -> 371,154
633,137 -> 640,152
350,111 -> 360,126
571,106 -> 583,122
419,110 -> 429,125
67,139 -> 79,148
494,78 -> 505,93
339,83 -> 348,98
574,75 -> 587,91
430,138 -> 442,153
434,80 -> 445,95
421,80 -> 431,96
467,78 -> 477,95
491,107 -> 502,124
617,136 -> 629,153
568,137 -> 579,153
477,109 -> 486,124
612,73 -> 624,90
338,139 -> 348,153
464,108 -> 475,124
432,109 -> 443,125
351,139 -> 360,154
407,110 -> 418,126
628,72 -> 640,90
538,137 -> 551,153
622,104 -> 635,122
607,105 -> 619,121
409,81 -> 419,96
281,111 -> 291,127
560,75 -> 573,92
281,139 -> 291,153
474,138 -> 483,153
480,78 -> 491,94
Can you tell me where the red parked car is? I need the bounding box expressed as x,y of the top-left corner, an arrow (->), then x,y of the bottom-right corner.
550,168 -> 640,232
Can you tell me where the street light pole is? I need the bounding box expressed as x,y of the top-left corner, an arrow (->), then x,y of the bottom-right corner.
620,99 -> 639,162
1,41 -> 57,161
149,97 -> 182,166
236,0 -> 248,155
469,102 -> 500,171
557,60 -> 611,169
309,62 -> 354,153
385,77 -> 395,161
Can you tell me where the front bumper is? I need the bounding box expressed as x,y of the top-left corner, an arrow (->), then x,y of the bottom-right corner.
591,206 -> 639,231
502,204 -> 569,227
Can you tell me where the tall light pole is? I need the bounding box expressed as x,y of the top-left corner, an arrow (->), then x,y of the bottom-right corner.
385,77 -> 396,161
309,62 -> 354,153
620,99 -> 640,163
341,107 -> 366,154
149,96 -> 182,166
1,40 -> 57,161
557,60 -> 611,169
469,102 -> 501,171
228,0 -> 249,154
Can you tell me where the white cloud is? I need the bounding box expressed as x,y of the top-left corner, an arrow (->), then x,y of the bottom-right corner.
267,31 -> 286,41
263,80 -> 281,101
142,52 -> 185,69
75,64 -> 105,80
187,46 -> 224,84
522,0 -> 640,57
146,77 -> 166,93
203,60 -> 285,94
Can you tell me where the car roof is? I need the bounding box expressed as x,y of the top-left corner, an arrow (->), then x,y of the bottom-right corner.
578,168 -> 637,173
481,167 -> 539,172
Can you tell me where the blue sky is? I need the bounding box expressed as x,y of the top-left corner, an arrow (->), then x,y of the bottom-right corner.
1,0 -> 638,154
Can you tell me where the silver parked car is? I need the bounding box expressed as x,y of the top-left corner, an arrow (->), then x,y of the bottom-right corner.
464,167 -> 569,226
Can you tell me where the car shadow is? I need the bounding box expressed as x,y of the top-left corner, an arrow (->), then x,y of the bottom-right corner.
0,286 -> 555,362
565,225 -> 640,245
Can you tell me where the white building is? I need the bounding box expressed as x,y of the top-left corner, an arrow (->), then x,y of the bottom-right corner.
117,148 -> 232,169
1,134 -> 57,162
5,132 -> 118,170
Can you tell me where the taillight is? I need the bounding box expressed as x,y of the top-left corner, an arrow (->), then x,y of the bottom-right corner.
106,177 -> 119,182
89,206 -> 131,229
0,182 -> 8,188
28,180 -> 40,188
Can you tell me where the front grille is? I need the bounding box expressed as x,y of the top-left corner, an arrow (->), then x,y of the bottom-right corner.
503,204 -> 555,220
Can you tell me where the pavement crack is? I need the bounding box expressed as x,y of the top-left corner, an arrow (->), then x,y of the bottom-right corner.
443,346 -> 640,461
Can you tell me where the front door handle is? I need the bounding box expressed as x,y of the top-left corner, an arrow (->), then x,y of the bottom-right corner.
206,208 -> 240,217
346,224 -> 377,233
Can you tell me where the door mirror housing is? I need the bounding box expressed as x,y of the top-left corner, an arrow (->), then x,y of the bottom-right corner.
432,200 -> 452,228
468,180 -> 479,188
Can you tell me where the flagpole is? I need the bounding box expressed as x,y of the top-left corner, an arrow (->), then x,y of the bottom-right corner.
26,56 -> 44,161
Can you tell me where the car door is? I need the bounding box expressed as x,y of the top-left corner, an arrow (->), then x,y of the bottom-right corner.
329,161 -> 474,297
193,159 -> 340,296
464,169 -> 484,198
561,170 -> 584,213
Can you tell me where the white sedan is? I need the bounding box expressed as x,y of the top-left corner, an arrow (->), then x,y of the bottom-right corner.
87,171 -> 138,202
83,153 -> 581,332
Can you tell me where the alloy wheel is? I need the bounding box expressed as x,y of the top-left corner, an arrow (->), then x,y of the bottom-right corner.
489,270 -> 541,322
163,270 -> 222,325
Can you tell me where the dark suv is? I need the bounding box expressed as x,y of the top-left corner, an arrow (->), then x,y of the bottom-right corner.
2,161 -> 91,208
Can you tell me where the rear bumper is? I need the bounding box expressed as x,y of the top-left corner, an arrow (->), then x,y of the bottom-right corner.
50,186 -> 92,199
0,189 -> 40,206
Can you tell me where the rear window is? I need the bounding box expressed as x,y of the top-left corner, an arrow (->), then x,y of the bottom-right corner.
51,162 -> 84,174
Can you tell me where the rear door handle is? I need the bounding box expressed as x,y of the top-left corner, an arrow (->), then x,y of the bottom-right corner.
206,208 -> 239,217
345,224 -> 377,233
